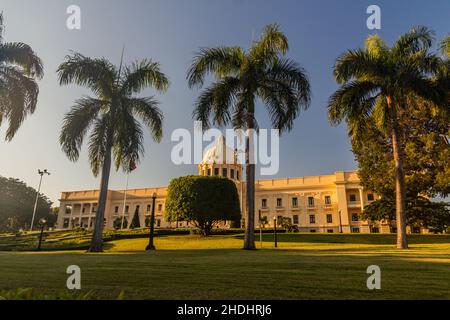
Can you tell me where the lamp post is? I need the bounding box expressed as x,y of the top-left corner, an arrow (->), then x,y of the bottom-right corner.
273,217 -> 278,248
146,192 -> 157,251
30,169 -> 50,231
37,218 -> 46,251
258,210 -> 262,248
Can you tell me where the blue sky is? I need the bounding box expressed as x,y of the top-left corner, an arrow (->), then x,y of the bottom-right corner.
1,0 -> 449,203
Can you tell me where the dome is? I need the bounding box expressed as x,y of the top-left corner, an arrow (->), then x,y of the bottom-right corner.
201,135 -> 237,164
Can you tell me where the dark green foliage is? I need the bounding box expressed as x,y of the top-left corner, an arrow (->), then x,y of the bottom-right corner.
0,13 -> 43,141
354,104 -> 450,231
362,196 -> 450,233
113,217 -> 127,230
165,176 -> 241,236
129,208 -> 140,229
0,176 -> 54,232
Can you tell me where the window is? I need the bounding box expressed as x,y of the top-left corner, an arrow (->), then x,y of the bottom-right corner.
325,196 -> 331,205
63,219 -> 69,228
293,215 -> 299,225
156,219 -> 161,227
349,194 -> 357,202
222,168 -> 227,177
351,213 -> 359,222
236,171 -> 240,180
114,206 -> 119,214
308,197 -> 314,207
92,204 -> 97,213
310,229 -> 316,233
214,168 -> 219,176
276,198 -> 282,207
65,205 -> 72,214
135,205 -> 140,212
261,199 -> 267,208
351,227 -> 360,233
230,169 -> 234,179
125,205 -> 129,213
326,214 -> 333,223
158,204 -> 162,212
292,197 -> 298,207
207,169 -> 211,176
371,227 -> 380,234
147,204 -> 151,212
368,193 -> 374,201
327,229 -> 334,233
309,214 -> 315,224
82,207 -> 86,214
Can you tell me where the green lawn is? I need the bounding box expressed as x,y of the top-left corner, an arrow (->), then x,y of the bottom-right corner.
1,233 -> 449,299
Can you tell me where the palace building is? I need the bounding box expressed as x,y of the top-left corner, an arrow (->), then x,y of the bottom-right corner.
56,136 -> 395,234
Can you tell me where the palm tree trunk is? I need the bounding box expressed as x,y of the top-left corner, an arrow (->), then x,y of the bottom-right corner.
391,117 -> 408,249
88,138 -> 113,252
244,121 -> 256,250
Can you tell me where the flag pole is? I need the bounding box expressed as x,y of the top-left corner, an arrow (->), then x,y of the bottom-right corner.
120,173 -> 129,230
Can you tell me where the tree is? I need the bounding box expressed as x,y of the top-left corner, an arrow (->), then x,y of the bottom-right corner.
328,26 -> 447,249
187,24 -> 311,248
129,207 -> 141,229
57,53 -> 169,252
0,176 -> 54,232
362,196 -> 450,233
0,13 -> 43,141
165,176 -> 241,236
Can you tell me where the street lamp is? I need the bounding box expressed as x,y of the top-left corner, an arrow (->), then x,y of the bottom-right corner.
146,192 -> 157,251
37,218 -> 47,251
273,217 -> 278,248
30,169 -> 50,231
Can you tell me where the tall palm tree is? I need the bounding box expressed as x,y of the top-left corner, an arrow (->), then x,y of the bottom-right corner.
0,13 -> 43,141
328,26 -> 446,249
58,52 -> 169,252
187,24 -> 311,250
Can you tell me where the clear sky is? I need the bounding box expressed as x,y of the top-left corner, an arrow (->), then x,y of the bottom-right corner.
1,0 -> 449,204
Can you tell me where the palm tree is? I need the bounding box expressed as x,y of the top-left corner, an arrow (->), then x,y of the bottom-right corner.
0,13 -> 43,141
57,52 -> 169,252
328,26 -> 446,249
187,24 -> 311,250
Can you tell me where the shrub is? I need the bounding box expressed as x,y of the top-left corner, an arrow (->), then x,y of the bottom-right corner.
165,176 -> 241,236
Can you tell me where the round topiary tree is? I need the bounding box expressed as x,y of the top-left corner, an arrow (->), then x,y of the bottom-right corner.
165,175 -> 241,236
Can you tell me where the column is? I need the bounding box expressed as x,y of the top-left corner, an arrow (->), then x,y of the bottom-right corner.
88,203 -> 93,230
359,187 -> 364,211
68,204 -> 73,229
78,203 -> 83,227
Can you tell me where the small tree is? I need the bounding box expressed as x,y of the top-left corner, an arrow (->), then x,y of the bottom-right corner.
113,217 -> 127,230
129,208 -> 141,229
165,176 -> 241,236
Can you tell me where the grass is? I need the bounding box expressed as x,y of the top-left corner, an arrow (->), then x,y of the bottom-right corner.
0,233 -> 449,300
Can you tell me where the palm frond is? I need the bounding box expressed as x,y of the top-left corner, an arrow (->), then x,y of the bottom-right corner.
192,77 -> 240,129
0,66 -> 39,140
127,97 -> 164,142
60,97 -> 103,161
249,23 -> 289,65
328,80 -> 380,126
334,49 -> 387,84
393,25 -> 434,57
187,46 -> 244,88
88,115 -> 110,177
0,42 -> 43,79
112,108 -> 144,173
57,52 -> 116,97
121,59 -> 169,95
265,58 -> 311,108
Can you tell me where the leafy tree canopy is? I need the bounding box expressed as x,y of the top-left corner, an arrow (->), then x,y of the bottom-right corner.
165,176 -> 241,236
0,176 -> 54,232
354,101 -> 450,231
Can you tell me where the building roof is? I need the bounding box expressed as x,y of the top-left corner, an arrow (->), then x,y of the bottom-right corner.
201,135 -> 237,165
